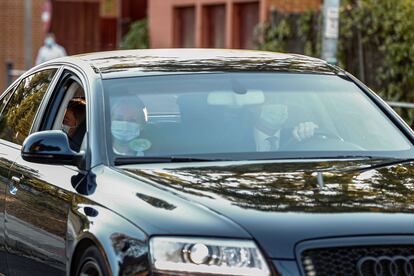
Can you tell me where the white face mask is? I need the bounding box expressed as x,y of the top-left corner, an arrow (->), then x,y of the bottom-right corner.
111,121 -> 141,142
62,124 -> 72,134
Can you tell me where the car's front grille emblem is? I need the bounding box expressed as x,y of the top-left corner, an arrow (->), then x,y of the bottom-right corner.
301,246 -> 414,276
357,256 -> 414,276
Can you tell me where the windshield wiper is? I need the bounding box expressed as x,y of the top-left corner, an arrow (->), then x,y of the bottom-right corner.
299,155 -> 414,164
358,157 -> 414,171
114,156 -> 231,165
312,155 -> 414,171
253,155 -> 400,161
313,155 -> 394,160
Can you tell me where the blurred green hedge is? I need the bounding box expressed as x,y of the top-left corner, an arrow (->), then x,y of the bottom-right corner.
121,19 -> 149,50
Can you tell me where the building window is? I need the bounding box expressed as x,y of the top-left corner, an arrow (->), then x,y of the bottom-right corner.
233,1 -> 259,49
50,2 -> 102,54
174,6 -> 196,48
202,5 -> 226,48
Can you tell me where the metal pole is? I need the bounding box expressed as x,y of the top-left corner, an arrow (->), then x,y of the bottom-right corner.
6,61 -> 13,87
357,28 -> 365,82
356,0 -> 365,82
117,0 -> 122,48
24,0 -> 33,69
322,0 -> 341,64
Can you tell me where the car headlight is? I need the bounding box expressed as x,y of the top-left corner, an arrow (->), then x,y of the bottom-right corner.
149,237 -> 271,275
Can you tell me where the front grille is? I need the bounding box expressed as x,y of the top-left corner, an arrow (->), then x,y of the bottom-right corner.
301,245 -> 414,276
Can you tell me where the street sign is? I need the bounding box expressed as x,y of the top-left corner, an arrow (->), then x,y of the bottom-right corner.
41,0 -> 52,32
325,7 -> 339,39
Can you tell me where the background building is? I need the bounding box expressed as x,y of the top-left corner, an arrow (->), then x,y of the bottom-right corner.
50,0 -> 147,54
0,0 -> 45,90
1,0 -> 320,90
0,0 -> 147,90
149,0 -> 321,49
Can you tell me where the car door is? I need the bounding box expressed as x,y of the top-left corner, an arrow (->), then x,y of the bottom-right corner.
0,84 -> 21,276
2,68 -> 88,276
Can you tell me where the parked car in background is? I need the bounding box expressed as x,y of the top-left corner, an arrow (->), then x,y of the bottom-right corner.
0,49 -> 413,276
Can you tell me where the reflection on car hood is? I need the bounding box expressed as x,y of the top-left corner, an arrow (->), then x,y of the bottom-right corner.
122,158 -> 414,258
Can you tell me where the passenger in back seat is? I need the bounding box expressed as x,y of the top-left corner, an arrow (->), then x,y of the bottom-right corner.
62,98 -> 86,152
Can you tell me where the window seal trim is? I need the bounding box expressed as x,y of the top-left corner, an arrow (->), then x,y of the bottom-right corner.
0,66 -> 61,147
31,65 -> 92,171
29,66 -> 64,135
0,84 -> 17,117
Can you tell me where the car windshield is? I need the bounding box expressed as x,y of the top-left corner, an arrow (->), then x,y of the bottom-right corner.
103,73 -> 413,162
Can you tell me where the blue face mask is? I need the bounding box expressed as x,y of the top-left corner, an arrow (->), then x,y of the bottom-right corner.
111,121 -> 141,142
45,37 -> 55,47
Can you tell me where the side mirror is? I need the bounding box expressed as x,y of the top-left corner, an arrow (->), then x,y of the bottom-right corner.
21,130 -> 84,168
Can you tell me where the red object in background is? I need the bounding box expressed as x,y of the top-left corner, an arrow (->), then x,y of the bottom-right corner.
121,0 -> 147,36
203,5 -> 226,48
50,1 -> 101,55
49,0 -> 147,55
174,6 -> 196,48
234,2 -> 259,49
41,0 -> 52,33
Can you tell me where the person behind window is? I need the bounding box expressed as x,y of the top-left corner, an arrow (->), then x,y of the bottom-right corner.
253,103 -> 319,151
35,33 -> 67,65
62,98 -> 86,151
110,95 -> 151,156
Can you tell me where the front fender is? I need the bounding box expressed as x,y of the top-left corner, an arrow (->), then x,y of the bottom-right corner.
67,195 -> 149,276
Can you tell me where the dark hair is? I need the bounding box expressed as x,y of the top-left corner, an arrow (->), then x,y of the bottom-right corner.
66,98 -> 86,121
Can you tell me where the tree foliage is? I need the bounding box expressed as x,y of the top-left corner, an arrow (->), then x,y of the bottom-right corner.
120,19 -> 149,50
258,0 -> 414,122
340,0 -> 414,121
0,70 -> 54,144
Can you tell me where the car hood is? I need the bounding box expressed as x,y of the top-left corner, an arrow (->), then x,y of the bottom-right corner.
120,158 -> 414,259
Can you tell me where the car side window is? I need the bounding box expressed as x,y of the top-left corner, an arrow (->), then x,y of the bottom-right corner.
40,72 -> 87,153
0,69 -> 57,145
58,80 -> 86,152
0,86 -> 16,115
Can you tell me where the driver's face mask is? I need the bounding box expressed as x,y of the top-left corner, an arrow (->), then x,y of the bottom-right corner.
259,104 -> 288,130
111,121 -> 141,142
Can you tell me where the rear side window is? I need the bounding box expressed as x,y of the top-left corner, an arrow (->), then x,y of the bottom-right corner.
0,87 -> 15,115
0,69 -> 57,145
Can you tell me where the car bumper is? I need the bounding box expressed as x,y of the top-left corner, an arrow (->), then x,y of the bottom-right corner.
272,260 -> 300,276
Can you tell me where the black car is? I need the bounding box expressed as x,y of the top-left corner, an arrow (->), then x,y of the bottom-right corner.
0,49 -> 414,276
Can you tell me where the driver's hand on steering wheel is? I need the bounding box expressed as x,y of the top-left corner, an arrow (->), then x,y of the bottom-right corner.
292,122 -> 319,141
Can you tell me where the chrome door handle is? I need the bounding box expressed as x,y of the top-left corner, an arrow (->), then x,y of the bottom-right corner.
11,176 -> 21,183
9,176 -> 22,196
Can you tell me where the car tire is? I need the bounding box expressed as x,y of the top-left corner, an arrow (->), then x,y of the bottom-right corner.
75,246 -> 110,276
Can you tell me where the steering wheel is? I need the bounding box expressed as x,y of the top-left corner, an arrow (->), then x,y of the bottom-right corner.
281,128 -> 365,151
311,129 -> 344,141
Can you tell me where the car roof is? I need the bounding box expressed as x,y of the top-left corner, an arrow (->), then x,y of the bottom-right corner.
70,49 -> 337,79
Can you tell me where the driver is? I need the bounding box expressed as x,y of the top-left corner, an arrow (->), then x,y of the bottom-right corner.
110,95 -> 152,156
254,103 -> 318,151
